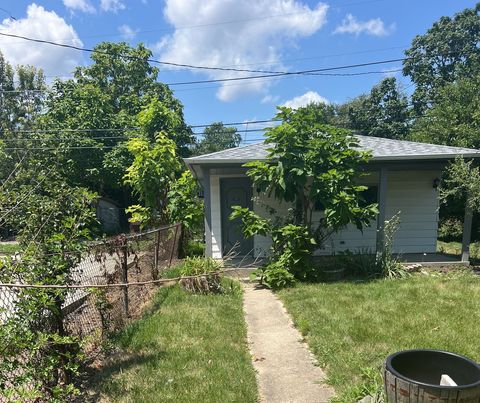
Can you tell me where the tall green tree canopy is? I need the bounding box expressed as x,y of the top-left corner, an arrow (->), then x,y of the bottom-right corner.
410,74 -> 480,149
193,122 -> 241,156
344,77 -> 410,139
38,42 -> 194,195
0,51 -> 46,134
403,3 -> 480,114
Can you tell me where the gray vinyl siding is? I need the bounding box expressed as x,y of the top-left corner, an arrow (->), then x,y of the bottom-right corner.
251,170 -> 440,257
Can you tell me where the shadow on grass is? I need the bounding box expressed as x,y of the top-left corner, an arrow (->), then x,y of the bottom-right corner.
84,350 -> 168,402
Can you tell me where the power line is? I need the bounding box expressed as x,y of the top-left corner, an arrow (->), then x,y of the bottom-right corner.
190,119 -> 279,128
0,68 -> 405,95
165,59 -> 406,86
4,127 -> 140,134
34,44 -> 407,81
0,0 -> 384,43
1,129 -> 271,145
0,7 -> 16,20
1,136 -> 129,142
0,32 -> 408,82
0,32 -> 305,75
3,145 -> 117,151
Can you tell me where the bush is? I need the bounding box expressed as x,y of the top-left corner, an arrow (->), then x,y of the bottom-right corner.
339,249 -> 377,277
337,214 -> 408,279
179,257 -> 223,294
251,261 -> 296,290
438,218 -> 463,242
184,240 -> 205,257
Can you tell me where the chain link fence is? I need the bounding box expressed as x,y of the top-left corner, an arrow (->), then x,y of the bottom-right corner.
0,223 -> 181,402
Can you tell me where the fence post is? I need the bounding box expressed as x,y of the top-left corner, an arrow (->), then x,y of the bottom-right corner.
153,230 -> 160,279
121,237 -> 129,318
168,224 -> 180,267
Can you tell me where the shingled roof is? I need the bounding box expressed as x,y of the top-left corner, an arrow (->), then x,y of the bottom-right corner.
185,135 -> 480,165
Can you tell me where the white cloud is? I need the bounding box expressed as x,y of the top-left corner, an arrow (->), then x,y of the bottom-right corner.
282,91 -> 329,109
159,0 -> 329,101
118,24 -> 137,40
0,4 -> 83,78
261,94 -> 280,104
100,0 -> 125,12
334,14 -> 393,37
63,0 -> 95,13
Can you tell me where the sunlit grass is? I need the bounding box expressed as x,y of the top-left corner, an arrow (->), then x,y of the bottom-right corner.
438,240 -> 480,260
278,272 -> 480,402
94,281 -> 257,403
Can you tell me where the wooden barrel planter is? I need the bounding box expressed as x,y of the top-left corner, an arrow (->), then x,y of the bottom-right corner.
384,349 -> 480,402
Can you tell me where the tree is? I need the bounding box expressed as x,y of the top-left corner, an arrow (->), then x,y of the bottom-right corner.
0,51 -> 46,134
441,157 -> 480,214
123,133 -> 181,226
193,122 -> 241,155
231,107 -> 378,285
38,42 -> 194,196
344,77 -> 410,139
403,3 -> 480,114
410,74 -> 480,149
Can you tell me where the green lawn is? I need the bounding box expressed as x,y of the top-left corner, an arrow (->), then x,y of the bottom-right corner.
438,240 -> 480,260
278,272 -> 480,402
94,281 -> 257,403
0,242 -> 19,255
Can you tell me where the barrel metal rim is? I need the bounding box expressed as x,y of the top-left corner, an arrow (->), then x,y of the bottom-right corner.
385,349 -> 480,391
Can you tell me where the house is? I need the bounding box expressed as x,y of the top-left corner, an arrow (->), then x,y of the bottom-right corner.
185,136 -> 480,262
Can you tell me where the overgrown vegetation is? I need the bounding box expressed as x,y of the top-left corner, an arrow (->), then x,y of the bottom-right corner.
178,257 -> 223,294
232,106 -> 378,288
278,271 -> 480,402
0,169 -> 98,400
93,282 -> 258,402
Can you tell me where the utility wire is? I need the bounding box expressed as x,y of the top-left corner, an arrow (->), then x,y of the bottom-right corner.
165,59 -> 406,85
2,129 -> 268,141
4,127 -> 141,134
0,31 -> 407,81
0,32 -> 310,75
0,68 -> 405,95
1,119 -> 278,133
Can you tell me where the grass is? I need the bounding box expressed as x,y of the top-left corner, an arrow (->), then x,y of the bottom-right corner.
278,272 -> 480,402
0,242 -> 19,255
93,279 -> 257,403
438,240 -> 480,260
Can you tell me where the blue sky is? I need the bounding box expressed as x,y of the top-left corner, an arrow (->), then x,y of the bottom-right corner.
0,0 -> 477,138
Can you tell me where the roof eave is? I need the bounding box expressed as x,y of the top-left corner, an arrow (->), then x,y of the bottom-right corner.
184,153 -> 480,166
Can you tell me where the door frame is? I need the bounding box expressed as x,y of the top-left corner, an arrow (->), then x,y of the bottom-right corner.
220,177 -> 254,257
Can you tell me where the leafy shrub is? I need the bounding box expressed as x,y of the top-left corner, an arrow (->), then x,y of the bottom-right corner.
438,218 -> 463,242
377,213 -> 408,279
339,249 -> 377,277
251,261 -> 296,290
338,214 -> 408,279
179,257 -> 223,294
272,224 -> 316,280
184,240 -> 205,257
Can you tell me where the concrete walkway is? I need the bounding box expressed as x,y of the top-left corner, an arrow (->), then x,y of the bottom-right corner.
243,283 -> 334,403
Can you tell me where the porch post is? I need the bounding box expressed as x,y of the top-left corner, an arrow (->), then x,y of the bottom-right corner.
376,167 -> 388,256
201,167 -> 212,258
461,203 -> 473,263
